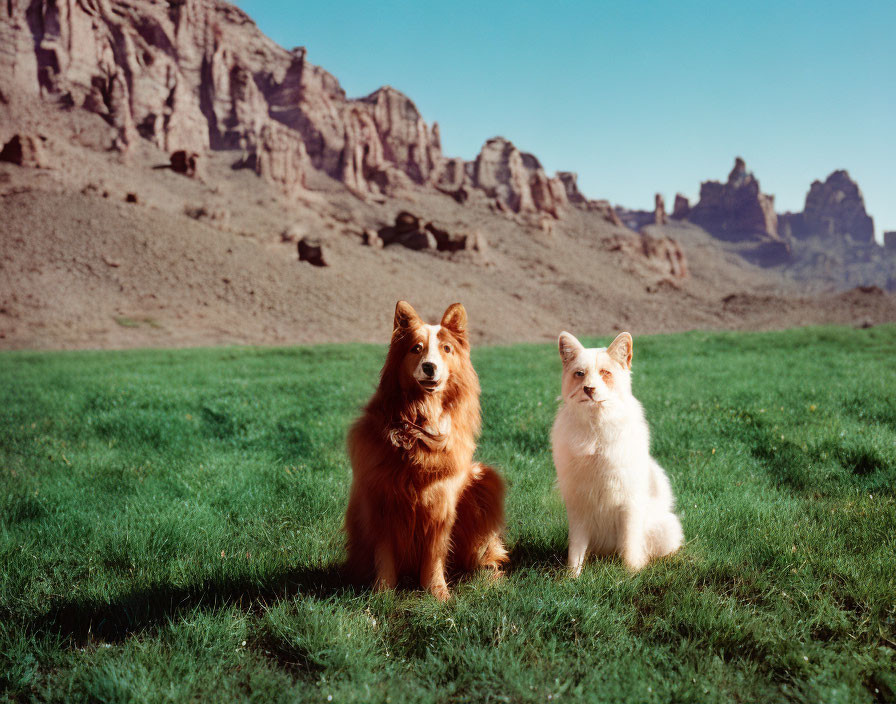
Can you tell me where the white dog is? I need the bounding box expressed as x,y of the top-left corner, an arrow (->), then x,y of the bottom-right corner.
551,331 -> 683,575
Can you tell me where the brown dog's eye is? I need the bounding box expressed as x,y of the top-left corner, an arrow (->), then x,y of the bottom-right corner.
443,345 -> 451,353
574,370 -> 585,378
411,343 -> 423,353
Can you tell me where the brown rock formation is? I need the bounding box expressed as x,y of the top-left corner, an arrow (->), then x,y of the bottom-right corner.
605,232 -> 688,280
776,172 -> 893,289
689,158 -> 779,242
884,232 -> 896,251
556,172 -> 587,205
1,0 -> 608,214
0,135 -> 47,168
785,170 -> 875,244
433,157 -> 467,192
0,1 -> 448,197
170,150 -> 200,177
470,137 -> 534,213
375,212 -> 487,257
362,229 -> 384,248
357,87 -> 442,184
654,194 -> 667,225
298,235 -> 328,266
469,137 -> 566,219
255,123 -> 307,195
671,194 -> 690,220
592,200 -> 623,227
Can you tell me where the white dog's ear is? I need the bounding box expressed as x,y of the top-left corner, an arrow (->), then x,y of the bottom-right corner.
607,332 -> 633,369
558,331 -> 584,365
441,302 -> 467,335
394,300 -> 421,331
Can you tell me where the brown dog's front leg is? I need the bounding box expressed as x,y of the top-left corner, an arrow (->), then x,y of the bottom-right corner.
374,541 -> 398,593
420,526 -> 451,602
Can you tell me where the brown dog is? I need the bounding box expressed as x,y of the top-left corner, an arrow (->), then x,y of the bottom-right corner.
345,301 -> 508,600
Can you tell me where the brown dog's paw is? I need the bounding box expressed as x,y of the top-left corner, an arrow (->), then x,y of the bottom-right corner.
484,567 -> 505,584
430,583 -> 451,602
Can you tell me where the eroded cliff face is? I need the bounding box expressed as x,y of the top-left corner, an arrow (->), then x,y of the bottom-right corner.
673,159 -> 894,288
689,158 -> 780,242
780,170 -> 874,245
0,0 -> 576,219
0,1 -> 442,197
465,137 -> 562,218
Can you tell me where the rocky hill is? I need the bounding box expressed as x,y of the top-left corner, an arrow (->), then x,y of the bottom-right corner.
1,0 -> 893,349
670,158 -> 895,290
0,0 -> 582,219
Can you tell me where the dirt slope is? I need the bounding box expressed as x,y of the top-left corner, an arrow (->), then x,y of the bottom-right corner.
1,109 -> 893,350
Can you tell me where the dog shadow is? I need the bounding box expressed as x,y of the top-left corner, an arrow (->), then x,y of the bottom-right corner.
509,545 -> 566,572
23,562 -> 353,646
24,538 -> 570,646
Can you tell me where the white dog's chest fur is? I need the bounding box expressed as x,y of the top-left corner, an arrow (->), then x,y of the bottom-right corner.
553,403 -> 652,549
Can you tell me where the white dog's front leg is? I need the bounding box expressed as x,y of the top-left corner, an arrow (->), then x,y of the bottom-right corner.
618,506 -> 648,572
567,519 -> 589,578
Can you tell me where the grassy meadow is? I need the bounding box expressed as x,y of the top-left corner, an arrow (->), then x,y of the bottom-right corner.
1,326 -> 895,703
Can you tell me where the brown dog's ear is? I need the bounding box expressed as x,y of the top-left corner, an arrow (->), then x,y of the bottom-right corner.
606,332 -> 633,369
440,303 -> 467,335
558,331 -> 585,365
394,301 -> 421,331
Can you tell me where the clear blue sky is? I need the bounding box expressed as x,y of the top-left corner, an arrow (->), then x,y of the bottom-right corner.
235,1 -> 895,238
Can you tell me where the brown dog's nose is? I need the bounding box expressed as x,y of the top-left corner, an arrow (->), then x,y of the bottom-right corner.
422,362 -> 436,377
583,386 -> 595,398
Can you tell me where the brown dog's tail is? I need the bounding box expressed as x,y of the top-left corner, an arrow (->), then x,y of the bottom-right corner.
450,462 -> 509,573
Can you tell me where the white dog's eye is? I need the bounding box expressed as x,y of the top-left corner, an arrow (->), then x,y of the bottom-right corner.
411,343 -> 423,353
574,370 -> 585,377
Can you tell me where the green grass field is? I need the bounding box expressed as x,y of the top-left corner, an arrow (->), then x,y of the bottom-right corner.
1,326 -> 895,703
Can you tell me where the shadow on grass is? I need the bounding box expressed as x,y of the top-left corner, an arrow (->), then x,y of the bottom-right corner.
21,537 -> 568,647
506,538 -> 566,572
717,407 -> 894,495
21,563 -> 355,646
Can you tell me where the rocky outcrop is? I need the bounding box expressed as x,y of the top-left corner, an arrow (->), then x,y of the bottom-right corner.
376,211 -> 487,258
775,171 -> 893,290
0,135 -> 47,168
255,123 -> 307,195
688,158 -> 780,243
589,201 -> 623,226
605,232 -> 688,280
0,0 -> 446,198
357,87 -> 441,184
782,170 -> 874,244
654,194 -> 667,225
433,157 -> 467,192
556,172 -> 587,205
361,229 -> 384,248
0,0 -> 612,218
469,137 -> 567,219
298,235 -> 328,267
885,232 -> 896,251
671,194 -> 689,220
170,150 -> 199,177
615,207 -> 654,232
556,172 -> 626,225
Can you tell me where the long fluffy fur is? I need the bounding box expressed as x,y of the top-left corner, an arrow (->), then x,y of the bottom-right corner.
551,331 -> 683,575
344,302 -> 507,600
